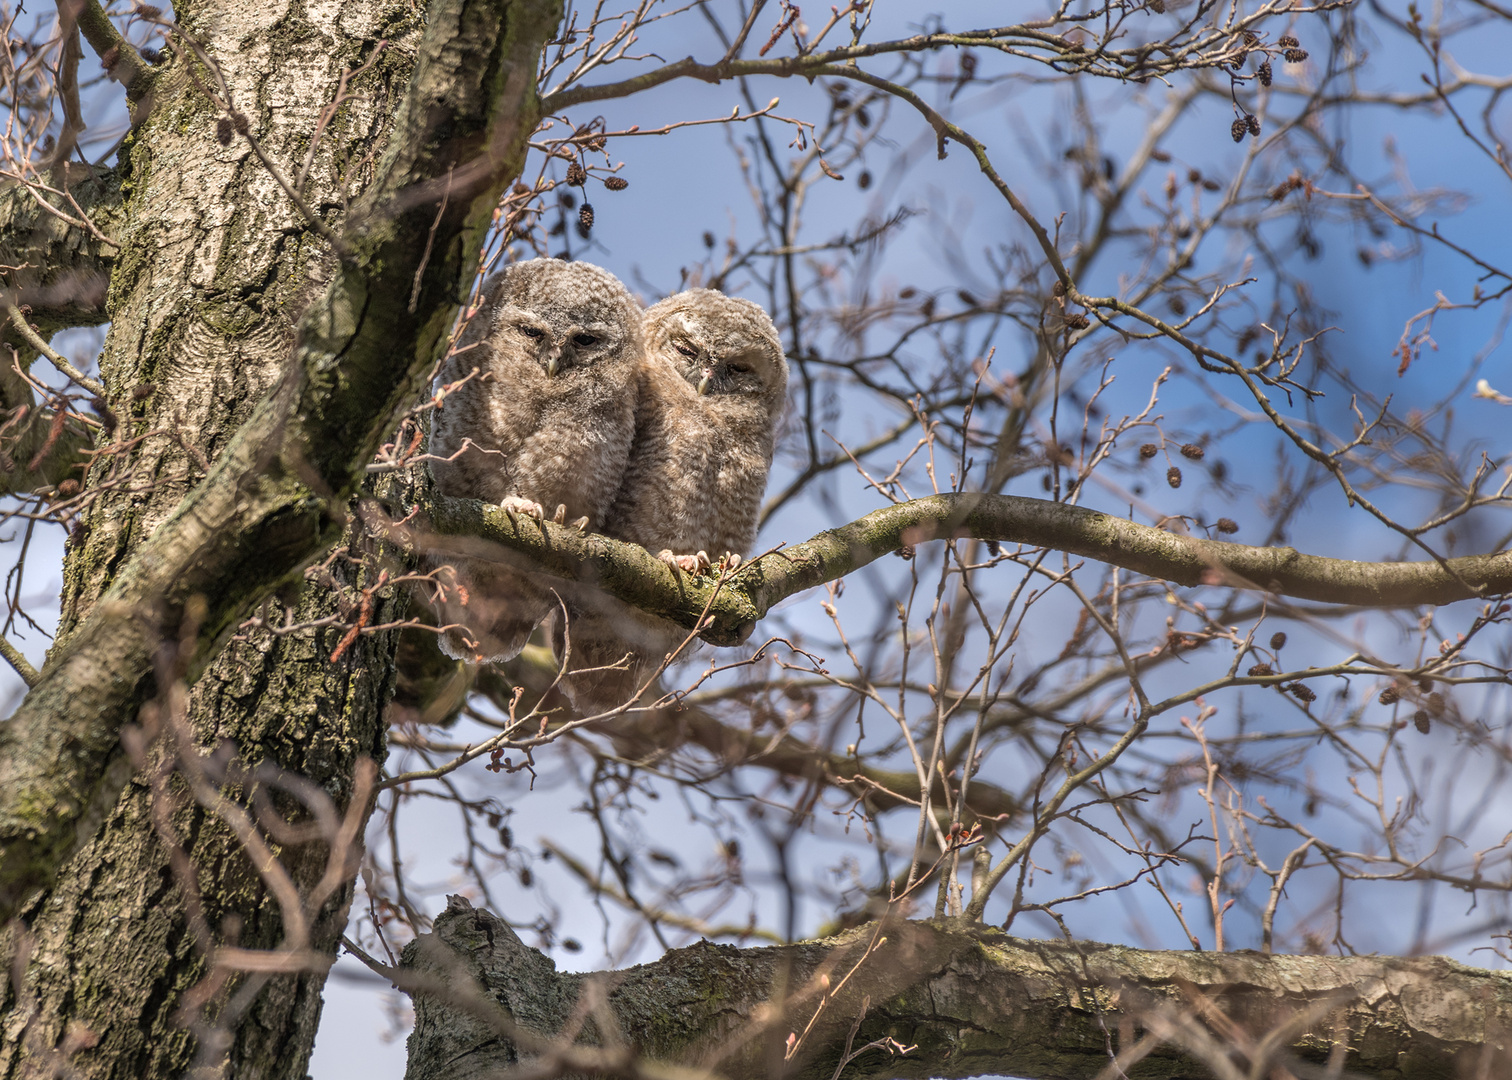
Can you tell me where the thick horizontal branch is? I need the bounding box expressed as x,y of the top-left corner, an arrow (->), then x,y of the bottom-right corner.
0,0 -> 565,920
422,492 -> 1512,649
403,897 -> 1512,1080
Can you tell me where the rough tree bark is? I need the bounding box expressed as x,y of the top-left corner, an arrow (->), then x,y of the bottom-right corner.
402,897 -> 1512,1080
0,0 -> 560,1076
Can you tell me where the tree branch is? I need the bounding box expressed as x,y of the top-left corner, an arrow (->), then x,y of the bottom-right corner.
538,22 -> 1217,117
74,0 -> 152,94
6,306 -> 105,395
401,897 -> 1512,1080
447,641 -> 1023,821
420,491 -> 1512,650
0,634 -> 37,687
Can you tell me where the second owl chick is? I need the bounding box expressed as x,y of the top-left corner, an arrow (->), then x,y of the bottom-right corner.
429,258 -> 642,663
556,288 -> 788,710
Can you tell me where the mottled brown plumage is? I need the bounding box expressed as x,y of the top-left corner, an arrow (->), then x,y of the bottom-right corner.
607,289 -> 789,560
556,288 -> 788,709
429,258 -> 642,663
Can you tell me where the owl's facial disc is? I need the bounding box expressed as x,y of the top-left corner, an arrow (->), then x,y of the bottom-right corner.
694,345 -> 771,396
519,318 -> 620,378
552,319 -> 622,377
664,335 -> 706,390
504,313 -> 562,375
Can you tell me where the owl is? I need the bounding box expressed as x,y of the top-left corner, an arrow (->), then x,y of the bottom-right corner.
428,258 -> 643,663
554,288 -> 788,710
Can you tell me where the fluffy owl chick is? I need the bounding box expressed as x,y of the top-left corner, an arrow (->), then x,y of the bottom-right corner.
556,288 -> 787,710
429,258 -> 642,663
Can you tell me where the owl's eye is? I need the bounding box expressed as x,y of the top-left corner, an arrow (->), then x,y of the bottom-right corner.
673,342 -> 698,359
729,363 -> 753,375
519,325 -> 544,339
572,333 -> 598,347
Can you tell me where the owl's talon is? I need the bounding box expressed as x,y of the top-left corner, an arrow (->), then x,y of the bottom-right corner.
658,550 -> 705,574
722,552 -> 742,571
499,495 -> 545,520
571,516 -> 590,532
551,503 -> 567,524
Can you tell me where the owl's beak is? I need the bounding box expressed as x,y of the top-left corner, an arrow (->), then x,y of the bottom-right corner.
696,366 -> 713,395
545,355 -> 561,378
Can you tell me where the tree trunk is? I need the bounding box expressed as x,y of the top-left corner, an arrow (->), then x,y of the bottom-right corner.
403,897 -> 1512,1080
1,3 -> 414,1074
0,0 -> 559,1075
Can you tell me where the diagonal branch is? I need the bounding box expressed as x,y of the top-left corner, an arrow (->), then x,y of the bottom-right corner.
7,305 -> 104,394
74,0 -> 152,94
